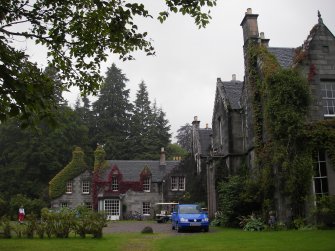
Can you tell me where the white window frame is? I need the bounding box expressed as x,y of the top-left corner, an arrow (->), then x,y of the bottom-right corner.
66,180 -> 73,194
179,176 -> 185,191
112,176 -> 119,191
143,177 -> 151,192
313,150 -> 329,197
171,176 -> 178,191
82,180 -> 90,194
142,202 -> 151,215
104,199 -> 120,216
60,202 -> 68,208
171,176 -> 186,191
321,81 -> 335,117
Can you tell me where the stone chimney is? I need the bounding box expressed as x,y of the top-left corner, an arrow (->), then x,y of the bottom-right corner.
232,74 -> 236,81
260,32 -> 270,47
160,147 -> 166,166
240,8 -> 259,45
192,116 -> 200,129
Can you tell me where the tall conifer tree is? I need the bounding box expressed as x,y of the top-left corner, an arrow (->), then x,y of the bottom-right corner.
92,64 -> 132,159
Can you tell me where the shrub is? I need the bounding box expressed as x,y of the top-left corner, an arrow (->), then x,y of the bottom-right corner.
1,216 -> 12,238
141,226 -> 153,234
313,195 -> 335,228
239,215 -> 265,231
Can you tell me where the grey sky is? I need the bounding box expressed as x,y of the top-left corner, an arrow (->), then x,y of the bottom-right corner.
23,0 -> 335,141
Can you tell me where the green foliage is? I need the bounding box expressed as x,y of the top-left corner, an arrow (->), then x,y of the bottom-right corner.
49,147 -> 88,199
239,215 -> 265,231
217,176 -> 261,227
245,43 -> 319,218
166,143 -> 188,160
92,64 -> 133,160
9,194 -> 47,220
0,216 -> 12,238
313,195 -> 335,228
1,0 -> 216,125
265,69 -> 310,142
129,81 -> 171,159
176,124 -> 193,153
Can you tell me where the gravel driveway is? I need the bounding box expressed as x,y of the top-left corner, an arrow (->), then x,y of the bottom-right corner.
103,221 -> 214,235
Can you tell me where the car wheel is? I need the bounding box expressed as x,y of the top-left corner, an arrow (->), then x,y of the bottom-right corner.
172,222 -> 175,230
203,227 -> 209,232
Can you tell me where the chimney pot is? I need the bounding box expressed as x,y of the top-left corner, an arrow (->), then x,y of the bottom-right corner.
194,116 -> 198,121
160,147 -> 166,166
260,32 -> 265,39
232,74 -> 236,81
247,8 -> 252,14
206,123 -> 208,129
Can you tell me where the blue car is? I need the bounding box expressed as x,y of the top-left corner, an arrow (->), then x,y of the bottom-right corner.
171,204 -> 209,232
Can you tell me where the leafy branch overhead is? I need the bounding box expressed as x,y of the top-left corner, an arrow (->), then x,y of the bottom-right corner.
0,0 -> 217,125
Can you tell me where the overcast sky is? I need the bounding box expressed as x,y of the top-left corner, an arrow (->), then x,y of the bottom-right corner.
24,0 -> 335,141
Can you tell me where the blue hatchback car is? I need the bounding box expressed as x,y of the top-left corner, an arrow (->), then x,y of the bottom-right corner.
171,204 -> 209,232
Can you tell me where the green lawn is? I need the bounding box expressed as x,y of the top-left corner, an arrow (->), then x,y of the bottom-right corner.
0,228 -> 334,251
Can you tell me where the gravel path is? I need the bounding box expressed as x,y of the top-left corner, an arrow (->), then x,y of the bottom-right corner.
103,221 -> 215,235
103,221 -> 173,234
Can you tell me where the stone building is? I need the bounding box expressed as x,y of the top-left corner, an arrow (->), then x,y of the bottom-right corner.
49,146 -> 182,220
208,9 -> 335,222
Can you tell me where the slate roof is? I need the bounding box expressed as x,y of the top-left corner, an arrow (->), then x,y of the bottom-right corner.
99,160 -> 180,182
217,79 -> 244,109
268,47 -> 295,68
198,128 -> 212,156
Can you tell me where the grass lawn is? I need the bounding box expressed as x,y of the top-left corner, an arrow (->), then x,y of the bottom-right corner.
0,227 -> 334,251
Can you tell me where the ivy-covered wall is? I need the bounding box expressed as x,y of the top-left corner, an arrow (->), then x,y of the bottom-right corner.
49,147 -> 88,199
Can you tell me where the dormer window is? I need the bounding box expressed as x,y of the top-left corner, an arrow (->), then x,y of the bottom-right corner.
66,180 -> 73,194
112,176 -> 119,191
143,177 -> 151,192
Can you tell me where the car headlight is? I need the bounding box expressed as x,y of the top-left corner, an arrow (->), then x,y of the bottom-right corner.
202,217 -> 209,222
180,217 -> 188,222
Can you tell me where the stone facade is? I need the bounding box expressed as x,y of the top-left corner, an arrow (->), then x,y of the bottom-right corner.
49,147 -> 182,220
207,9 -> 335,222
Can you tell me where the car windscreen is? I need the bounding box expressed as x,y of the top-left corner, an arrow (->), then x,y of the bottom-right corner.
179,205 -> 202,214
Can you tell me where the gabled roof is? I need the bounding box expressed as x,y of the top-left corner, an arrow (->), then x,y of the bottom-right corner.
268,47 -> 295,68
98,160 -> 180,182
198,128 -> 212,156
217,79 -> 244,109
302,12 -> 335,52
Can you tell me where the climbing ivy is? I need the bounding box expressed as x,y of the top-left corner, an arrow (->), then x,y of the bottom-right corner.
245,42 -> 335,218
49,147 -> 88,199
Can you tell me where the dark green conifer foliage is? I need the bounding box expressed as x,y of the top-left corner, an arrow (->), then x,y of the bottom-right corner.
92,64 -> 133,159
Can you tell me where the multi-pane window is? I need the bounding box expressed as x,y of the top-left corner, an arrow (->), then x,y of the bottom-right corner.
142,202 -> 151,215
60,202 -> 68,208
82,180 -> 90,194
66,180 -> 73,194
143,177 -> 151,192
321,81 -> 335,117
112,176 -> 119,191
104,199 -> 120,216
171,176 -> 186,191
179,177 -> 185,190
84,202 -> 92,210
171,176 -> 178,190
313,150 -> 329,196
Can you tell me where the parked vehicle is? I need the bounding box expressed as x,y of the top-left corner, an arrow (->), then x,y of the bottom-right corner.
171,204 -> 209,232
154,202 -> 178,223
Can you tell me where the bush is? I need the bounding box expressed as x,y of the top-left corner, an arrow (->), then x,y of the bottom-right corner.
1,216 -> 12,238
141,226 -> 153,234
239,215 -> 265,231
313,195 -> 335,228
